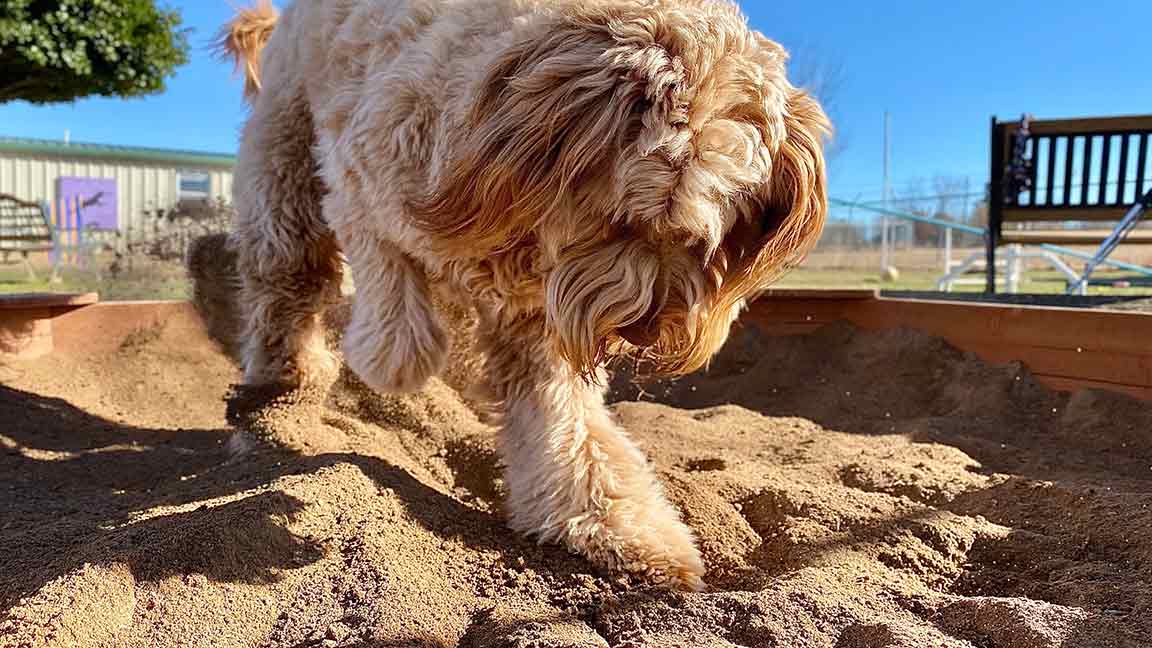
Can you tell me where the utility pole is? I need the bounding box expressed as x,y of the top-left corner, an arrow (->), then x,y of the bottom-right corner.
880,111 -> 891,271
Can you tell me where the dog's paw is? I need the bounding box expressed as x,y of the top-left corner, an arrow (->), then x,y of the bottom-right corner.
296,346 -> 341,390
512,493 -> 706,591
240,339 -> 340,392
225,381 -> 346,453
223,430 -> 258,463
582,503 -> 706,591
343,314 -> 448,394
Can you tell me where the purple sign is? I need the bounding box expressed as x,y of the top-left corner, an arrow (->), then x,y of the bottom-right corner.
57,177 -> 118,230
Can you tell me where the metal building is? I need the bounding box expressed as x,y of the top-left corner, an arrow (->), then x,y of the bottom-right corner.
0,136 -> 235,237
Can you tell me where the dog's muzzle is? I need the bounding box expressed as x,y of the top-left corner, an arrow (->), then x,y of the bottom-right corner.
616,270 -> 669,347
617,320 -> 660,347
617,300 -> 662,347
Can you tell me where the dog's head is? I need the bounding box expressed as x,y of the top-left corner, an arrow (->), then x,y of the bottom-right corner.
416,1 -> 829,377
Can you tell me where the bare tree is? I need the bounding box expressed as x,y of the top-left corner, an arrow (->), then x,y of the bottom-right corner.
892,178 -> 938,245
932,175 -> 970,219
788,42 -> 847,161
894,178 -> 930,215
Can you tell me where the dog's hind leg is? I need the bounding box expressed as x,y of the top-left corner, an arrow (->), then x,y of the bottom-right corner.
481,315 -> 705,590
230,89 -> 344,399
187,232 -> 244,363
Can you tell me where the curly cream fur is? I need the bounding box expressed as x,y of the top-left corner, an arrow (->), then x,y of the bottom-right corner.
206,0 -> 829,590
213,0 -> 279,100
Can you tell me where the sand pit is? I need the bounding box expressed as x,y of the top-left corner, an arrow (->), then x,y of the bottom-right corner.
2,316 -> 1151,647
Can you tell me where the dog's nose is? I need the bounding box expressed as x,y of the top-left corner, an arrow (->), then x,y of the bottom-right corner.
618,317 -> 660,347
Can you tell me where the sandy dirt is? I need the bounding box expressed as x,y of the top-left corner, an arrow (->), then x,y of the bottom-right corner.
2,312 -> 1151,647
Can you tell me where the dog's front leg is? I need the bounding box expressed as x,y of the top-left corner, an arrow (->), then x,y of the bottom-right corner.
483,316 -> 705,590
339,233 -> 448,394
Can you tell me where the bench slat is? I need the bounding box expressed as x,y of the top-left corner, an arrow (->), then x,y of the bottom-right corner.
1001,114 -> 1152,135
1,194 -> 56,255
999,229 -> 1152,245
1002,206 -> 1135,222
0,234 -> 53,242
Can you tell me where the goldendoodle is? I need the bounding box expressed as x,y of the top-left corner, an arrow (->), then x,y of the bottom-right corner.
206,0 -> 829,590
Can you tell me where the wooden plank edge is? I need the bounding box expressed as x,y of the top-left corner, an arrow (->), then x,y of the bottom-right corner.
1033,375 -> 1152,401
0,292 -> 99,310
758,288 -> 878,300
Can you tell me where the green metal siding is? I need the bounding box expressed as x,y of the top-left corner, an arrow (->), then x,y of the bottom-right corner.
0,137 -> 237,169
0,143 -> 234,234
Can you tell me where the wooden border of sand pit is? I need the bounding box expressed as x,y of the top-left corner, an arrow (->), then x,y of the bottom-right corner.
746,289 -> 1152,401
0,294 -> 209,359
2,290 -> 1149,400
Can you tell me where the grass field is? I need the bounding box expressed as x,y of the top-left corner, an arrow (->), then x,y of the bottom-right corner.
3,251 -> 1151,301
0,256 -> 191,301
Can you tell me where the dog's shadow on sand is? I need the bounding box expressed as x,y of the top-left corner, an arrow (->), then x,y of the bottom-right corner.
0,383 -> 588,616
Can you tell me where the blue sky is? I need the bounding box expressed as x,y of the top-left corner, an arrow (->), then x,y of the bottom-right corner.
2,0 -> 1150,203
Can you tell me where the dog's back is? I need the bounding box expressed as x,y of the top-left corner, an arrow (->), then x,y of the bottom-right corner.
217,0 -> 530,102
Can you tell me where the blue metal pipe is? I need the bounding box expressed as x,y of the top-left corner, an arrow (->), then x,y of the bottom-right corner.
1035,242 -> 1152,276
828,198 -> 985,235
828,197 -> 1152,278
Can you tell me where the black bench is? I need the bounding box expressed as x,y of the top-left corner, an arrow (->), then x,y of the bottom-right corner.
987,114 -> 1152,293
0,193 -> 56,281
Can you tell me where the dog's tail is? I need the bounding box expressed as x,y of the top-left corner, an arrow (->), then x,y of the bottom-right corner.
187,233 -> 245,364
214,1 -> 279,100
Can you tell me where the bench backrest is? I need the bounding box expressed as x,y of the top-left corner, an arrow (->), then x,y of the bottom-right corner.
990,115 -> 1152,227
0,193 -> 54,253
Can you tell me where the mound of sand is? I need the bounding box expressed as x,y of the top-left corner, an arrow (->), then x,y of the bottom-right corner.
2,318 -> 1150,647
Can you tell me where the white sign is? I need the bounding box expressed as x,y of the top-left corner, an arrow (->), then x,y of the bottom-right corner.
178,170 -> 212,199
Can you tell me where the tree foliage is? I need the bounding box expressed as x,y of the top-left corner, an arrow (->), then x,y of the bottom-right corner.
0,0 -> 188,104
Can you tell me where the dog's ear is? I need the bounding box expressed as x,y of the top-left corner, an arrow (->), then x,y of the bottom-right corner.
720,87 -> 830,302
759,88 -> 829,266
412,16 -> 687,254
